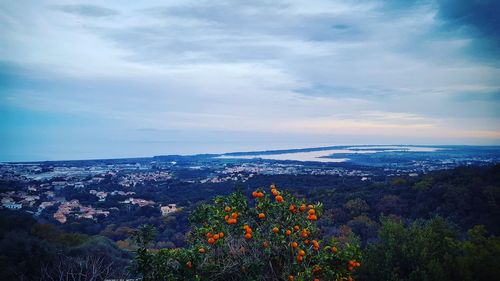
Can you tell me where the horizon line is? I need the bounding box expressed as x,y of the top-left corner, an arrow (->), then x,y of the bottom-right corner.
3,144 -> 500,164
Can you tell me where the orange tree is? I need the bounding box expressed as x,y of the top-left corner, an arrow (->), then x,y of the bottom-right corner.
132,185 -> 361,281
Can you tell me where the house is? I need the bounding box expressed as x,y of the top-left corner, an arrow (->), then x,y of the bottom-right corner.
96,191 -> 108,201
161,204 -> 178,216
123,197 -> 155,207
3,202 -> 22,210
54,212 -> 67,223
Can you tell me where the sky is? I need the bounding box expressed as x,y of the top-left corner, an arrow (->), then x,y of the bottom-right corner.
1,0 -> 500,162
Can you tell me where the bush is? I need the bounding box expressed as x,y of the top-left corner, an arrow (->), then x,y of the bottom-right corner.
132,185 -> 362,281
358,217 -> 500,281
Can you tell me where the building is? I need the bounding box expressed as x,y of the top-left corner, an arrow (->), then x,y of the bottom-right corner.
161,204 -> 177,216
3,202 -> 22,210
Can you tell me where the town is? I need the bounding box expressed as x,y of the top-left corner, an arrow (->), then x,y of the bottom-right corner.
2,145 -> 499,227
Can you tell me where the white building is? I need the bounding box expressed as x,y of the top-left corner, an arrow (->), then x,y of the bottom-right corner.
3,202 -> 22,210
161,204 -> 177,216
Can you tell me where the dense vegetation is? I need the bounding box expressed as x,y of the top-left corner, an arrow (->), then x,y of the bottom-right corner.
359,217 -> 500,281
132,185 -> 362,281
0,210 -> 131,280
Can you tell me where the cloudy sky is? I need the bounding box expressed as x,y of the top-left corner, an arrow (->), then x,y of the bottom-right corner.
1,0 -> 500,161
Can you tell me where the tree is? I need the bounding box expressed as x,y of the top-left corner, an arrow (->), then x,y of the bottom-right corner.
132,185 -> 362,281
358,217 -> 500,281
343,199 -> 370,217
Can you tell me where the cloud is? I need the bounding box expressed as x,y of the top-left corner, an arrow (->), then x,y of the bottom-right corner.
435,0 -> 500,59
437,0 -> 500,40
54,4 -> 118,17
0,0 -> 499,160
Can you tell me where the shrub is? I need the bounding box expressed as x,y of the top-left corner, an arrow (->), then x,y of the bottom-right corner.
132,185 -> 361,281
358,217 -> 500,281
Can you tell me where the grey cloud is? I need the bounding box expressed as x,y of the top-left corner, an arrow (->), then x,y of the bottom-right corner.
144,2 -> 365,42
437,0 -> 500,40
383,0 -> 500,59
55,4 -> 118,17
436,0 -> 500,59
293,84 -> 397,99
91,2 -> 366,67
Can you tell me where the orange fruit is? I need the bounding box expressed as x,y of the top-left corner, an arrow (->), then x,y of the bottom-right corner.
258,192 -> 264,198
298,250 -> 306,256
296,255 -> 303,263
231,213 -> 238,219
263,241 -> 268,248
276,195 -> 283,202
246,228 -> 253,234
355,262 -> 361,267
206,232 -> 213,238
252,191 -> 258,198
348,266 -> 353,271
331,246 -> 337,253
294,225 -> 300,231
307,215 -> 318,221
245,233 -> 252,239
308,209 -> 315,215
198,247 -> 206,253
208,238 -> 215,244
225,206 -> 231,212
308,204 -> 314,209
291,242 -> 298,248
286,230 -> 292,236
348,276 -> 353,281
213,234 -> 220,240
273,227 -> 279,233
288,275 -> 294,281
258,213 -> 266,219
312,240 -> 318,246
243,225 -> 249,230
186,261 -> 192,268
304,239 -> 309,244
219,232 -> 224,238
299,204 -> 306,211
270,184 -> 276,189
314,279 -> 319,281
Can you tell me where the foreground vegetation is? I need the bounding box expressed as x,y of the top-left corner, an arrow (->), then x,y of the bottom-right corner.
132,185 -> 361,281
131,184 -> 500,281
0,211 -> 131,280
359,217 -> 500,281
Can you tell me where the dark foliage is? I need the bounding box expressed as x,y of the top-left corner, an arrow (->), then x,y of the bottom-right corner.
0,210 -> 132,281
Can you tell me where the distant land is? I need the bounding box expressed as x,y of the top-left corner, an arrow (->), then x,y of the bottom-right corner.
5,145 -> 500,170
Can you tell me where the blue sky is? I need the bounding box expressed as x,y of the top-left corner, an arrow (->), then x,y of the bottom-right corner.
1,0 -> 500,161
